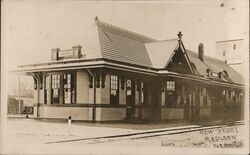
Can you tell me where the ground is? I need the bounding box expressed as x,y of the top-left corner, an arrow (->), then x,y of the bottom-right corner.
0,118 -> 248,155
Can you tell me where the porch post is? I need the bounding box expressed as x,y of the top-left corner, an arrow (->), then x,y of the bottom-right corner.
18,76 -> 21,114
87,69 -> 96,122
138,81 -> 142,120
29,73 -> 41,118
93,74 -> 96,122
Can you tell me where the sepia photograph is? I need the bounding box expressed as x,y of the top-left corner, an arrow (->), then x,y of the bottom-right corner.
1,0 -> 249,154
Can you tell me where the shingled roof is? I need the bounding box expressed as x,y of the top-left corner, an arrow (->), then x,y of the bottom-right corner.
95,18 -> 243,84
187,50 -> 244,84
96,18 -> 156,68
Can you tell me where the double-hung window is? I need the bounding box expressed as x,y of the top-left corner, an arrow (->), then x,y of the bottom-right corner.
44,75 -> 50,104
166,81 -> 176,107
110,75 -> 119,105
51,74 -> 60,104
166,81 -> 175,91
63,73 -> 76,104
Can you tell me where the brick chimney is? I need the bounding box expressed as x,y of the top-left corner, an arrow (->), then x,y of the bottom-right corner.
51,48 -> 60,61
198,43 -> 204,61
72,45 -> 82,59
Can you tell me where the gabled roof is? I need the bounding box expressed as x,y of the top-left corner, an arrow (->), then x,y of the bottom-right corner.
145,39 -> 179,68
96,18 -> 156,68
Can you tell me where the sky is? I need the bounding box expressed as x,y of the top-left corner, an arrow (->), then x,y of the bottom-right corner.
1,0 -> 249,91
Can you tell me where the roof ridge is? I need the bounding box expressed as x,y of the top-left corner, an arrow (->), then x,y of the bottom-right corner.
216,38 -> 244,43
145,38 -> 178,44
95,17 -> 157,42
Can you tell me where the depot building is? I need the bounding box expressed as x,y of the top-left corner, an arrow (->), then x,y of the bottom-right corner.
13,17 -> 244,122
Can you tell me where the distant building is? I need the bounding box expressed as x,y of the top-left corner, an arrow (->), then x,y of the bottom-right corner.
12,17 -> 244,122
216,39 -> 245,75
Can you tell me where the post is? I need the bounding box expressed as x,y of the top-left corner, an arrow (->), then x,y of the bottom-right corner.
68,116 -> 72,125
139,81 -> 142,120
18,76 -> 21,114
93,74 -> 96,122
36,77 -> 40,118
68,116 -> 72,135
87,69 -> 96,123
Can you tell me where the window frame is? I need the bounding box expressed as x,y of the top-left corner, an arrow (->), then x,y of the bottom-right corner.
51,74 -> 60,104
166,81 -> 175,92
165,80 -> 177,108
63,73 -> 76,104
44,75 -> 50,104
110,74 -> 119,105
45,72 -> 76,105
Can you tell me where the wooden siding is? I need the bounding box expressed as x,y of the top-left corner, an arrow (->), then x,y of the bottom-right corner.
76,70 -> 89,103
101,74 -> 110,104
88,87 -> 101,104
161,108 -> 184,120
34,89 -> 44,104
40,106 -> 91,120
99,108 -> 126,121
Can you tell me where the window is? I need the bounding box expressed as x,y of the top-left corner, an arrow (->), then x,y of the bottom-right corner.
110,75 -> 119,105
222,90 -> 226,95
44,75 -> 50,104
52,74 -> 60,89
223,70 -> 229,77
165,81 -> 176,108
233,44 -> 236,50
126,79 -> 132,95
52,74 -> 60,104
63,73 -> 75,104
141,82 -> 144,103
232,91 -> 235,96
166,81 -> 175,91
223,50 -> 226,56
141,82 -> 148,106
111,75 -> 118,95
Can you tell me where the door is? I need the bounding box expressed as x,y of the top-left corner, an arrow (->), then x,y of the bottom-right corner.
126,79 -> 135,119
